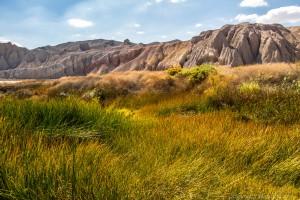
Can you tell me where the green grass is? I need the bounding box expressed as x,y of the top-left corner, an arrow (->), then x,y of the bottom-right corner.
177,64 -> 216,85
204,87 -> 300,125
0,98 -> 133,199
0,98 -> 131,137
1,71 -> 300,199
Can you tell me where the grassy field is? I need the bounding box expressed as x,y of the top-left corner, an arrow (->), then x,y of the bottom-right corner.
0,64 -> 300,199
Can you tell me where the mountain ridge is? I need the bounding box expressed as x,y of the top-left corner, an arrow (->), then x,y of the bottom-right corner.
0,23 -> 299,79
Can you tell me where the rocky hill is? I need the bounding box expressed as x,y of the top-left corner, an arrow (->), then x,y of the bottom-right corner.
0,23 -> 299,79
288,26 -> 300,42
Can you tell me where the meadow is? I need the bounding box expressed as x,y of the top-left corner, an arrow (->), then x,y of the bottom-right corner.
0,63 -> 299,199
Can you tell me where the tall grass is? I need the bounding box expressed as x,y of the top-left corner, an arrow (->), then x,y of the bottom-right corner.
1,95 -> 299,199
0,98 -> 130,136
1,63 -> 300,199
0,98 -> 134,199
44,71 -> 180,98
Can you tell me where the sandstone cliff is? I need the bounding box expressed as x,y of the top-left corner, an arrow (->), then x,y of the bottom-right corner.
0,23 -> 299,79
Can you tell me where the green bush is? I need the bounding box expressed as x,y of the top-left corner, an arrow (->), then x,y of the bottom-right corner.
178,64 -> 216,84
167,65 -> 182,76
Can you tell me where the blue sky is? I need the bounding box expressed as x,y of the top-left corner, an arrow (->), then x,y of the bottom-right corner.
0,0 -> 299,49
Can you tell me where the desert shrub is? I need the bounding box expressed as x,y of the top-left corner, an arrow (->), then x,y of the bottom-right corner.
178,64 -> 216,85
167,65 -> 182,76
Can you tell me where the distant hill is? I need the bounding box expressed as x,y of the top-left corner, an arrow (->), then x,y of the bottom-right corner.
288,26 -> 300,42
0,23 -> 299,79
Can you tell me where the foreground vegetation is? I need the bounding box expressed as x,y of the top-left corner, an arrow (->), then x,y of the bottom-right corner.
0,63 -> 300,199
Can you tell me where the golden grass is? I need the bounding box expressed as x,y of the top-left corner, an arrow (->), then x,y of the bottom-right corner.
1,62 -> 296,99
43,74 -> 101,92
96,71 -> 176,93
219,63 -> 300,84
43,71 -> 185,97
1,63 -> 300,198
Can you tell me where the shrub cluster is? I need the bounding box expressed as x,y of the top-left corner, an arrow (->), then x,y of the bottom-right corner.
168,64 -> 216,85
167,65 -> 182,76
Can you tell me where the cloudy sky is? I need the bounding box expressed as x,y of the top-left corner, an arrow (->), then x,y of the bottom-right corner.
0,0 -> 299,49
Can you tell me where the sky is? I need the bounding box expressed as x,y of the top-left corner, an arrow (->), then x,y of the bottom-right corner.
0,0 -> 299,49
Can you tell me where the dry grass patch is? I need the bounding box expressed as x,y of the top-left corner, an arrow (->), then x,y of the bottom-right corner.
232,63 -> 300,84
44,71 -> 185,98
96,71 -> 177,93
43,74 -> 101,94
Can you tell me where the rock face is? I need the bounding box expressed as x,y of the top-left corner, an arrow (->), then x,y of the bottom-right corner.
288,26 -> 300,40
288,26 -> 300,50
0,23 -> 299,79
186,23 -> 299,67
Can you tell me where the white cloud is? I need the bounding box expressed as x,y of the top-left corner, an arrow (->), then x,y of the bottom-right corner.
0,37 -> 23,47
0,37 -> 11,43
234,6 -> 300,24
235,14 -> 259,22
137,31 -> 145,34
195,23 -> 203,28
170,0 -> 186,3
139,2 -> 152,11
162,35 -> 167,38
67,18 -> 93,28
257,6 -> 300,24
240,0 -> 268,8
